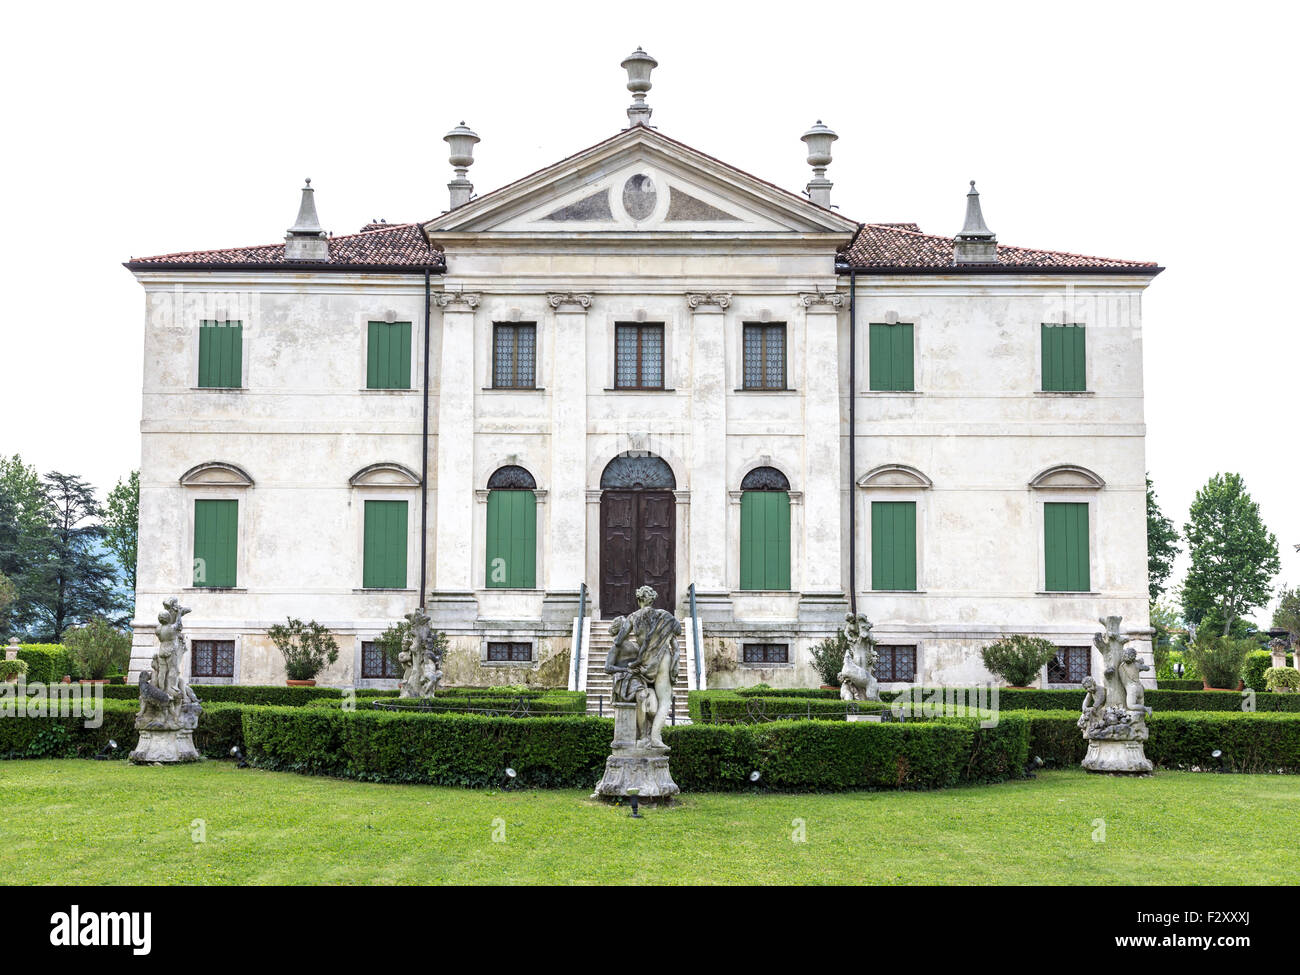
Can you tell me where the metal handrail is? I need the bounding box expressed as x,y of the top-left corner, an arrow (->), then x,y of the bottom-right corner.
574,582 -> 587,688
688,582 -> 703,688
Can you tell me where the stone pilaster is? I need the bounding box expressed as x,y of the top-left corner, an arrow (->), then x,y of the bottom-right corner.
799,293 -> 845,602
547,293 -> 593,599
433,293 -> 480,602
686,293 -> 730,599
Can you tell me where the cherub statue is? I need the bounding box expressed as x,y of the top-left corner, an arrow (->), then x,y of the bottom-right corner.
1119,646 -> 1151,714
838,612 -> 880,702
136,597 -> 200,732
398,607 -> 444,698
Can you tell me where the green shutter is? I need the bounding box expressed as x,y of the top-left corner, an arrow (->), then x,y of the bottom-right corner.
193,499 -> 238,587
1041,324 -> 1086,391
869,323 -> 914,391
871,501 -> 917,591
197,321 -> 242,388
739,491 -> 791,590
486,490 -> 537,589
367,321 -> 412,389
1044,502 -> 1090,591
363,500 -> 408,589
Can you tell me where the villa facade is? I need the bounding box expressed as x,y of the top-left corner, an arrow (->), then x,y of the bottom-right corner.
125,52 -> 1162,693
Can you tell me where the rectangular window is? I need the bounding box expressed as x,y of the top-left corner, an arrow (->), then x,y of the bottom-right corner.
614,323 -> 664,389
739,491 -> 791,591
485,490 -> 537,588
193,499 -> 238,588
1041,323 -> 1086,391
876,645 -> 917,683
871,501 -> 917,591
742,643 -> 789,664
1044,501 -> 1090,592
742,323 -> 786,389
492,323 -> 537,388
198,321 -> 243,388
487,641 -> 532,662
1048,645 -> 1091,684
869,322 -> 914,391
361,640 -> 401,679
363,500 -> 408,589
367,321 -> 412,389
191,640 -> 235,679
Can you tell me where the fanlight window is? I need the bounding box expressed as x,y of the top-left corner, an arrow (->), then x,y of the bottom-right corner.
600,454 -> 675,491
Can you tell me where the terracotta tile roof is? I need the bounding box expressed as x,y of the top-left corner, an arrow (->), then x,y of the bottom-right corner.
841,222 -> 1161,273
126,222 -> 443,271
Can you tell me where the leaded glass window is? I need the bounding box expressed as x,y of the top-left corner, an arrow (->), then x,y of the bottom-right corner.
876,645 -> 917,683
192,640 -> 235,679
742,643 -> 789,664
743,323 -> 786,389
361,641 -> 400,679
487,641 -> 532,662
492,323 -> 536,388
615,323 -> 664,389
1048,646 -> 1090,684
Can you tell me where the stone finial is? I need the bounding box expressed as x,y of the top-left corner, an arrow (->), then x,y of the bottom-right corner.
954,180 -> 997,264
444,122 -> 480,210
285,179 -> 329,262
801,120 -> 838,208
621,47 -> 658,127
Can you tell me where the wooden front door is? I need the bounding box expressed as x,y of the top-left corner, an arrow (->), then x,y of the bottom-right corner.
600,490 -> 675,617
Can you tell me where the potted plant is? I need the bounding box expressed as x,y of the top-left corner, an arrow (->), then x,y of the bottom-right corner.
0,658 -> 26,683
1265,667 -> 1300,693
810,631 -> 849,689
980,635 -> 1059,688
268,617 -> 339,686
1185,634 -> 1251,691
63,618 -> 132,684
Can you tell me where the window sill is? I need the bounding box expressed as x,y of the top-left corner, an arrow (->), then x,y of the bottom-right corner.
191,676 -> 236,685
481,587 -> 540,593
481,658 -> 537,667
733,589 -> 795,596
1034,390 -> 1093,397
740,662 -> 794,668
603,387 -> 676,393
184,587 -> 246,593
481,386 -> 545,392
353,588 -> 417,594
733,387 -> 799,394
860,390 -> 920,396
359,388 -> 418,394
191,386 -> 244,392
871,589 -> 925,594
1037,590 -> 1098,596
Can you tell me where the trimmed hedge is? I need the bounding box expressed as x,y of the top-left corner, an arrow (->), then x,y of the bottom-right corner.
0,698 -> 246,761
15,645 -> 74,684
1157,679 -> 1203,691
703,694 -> 887,724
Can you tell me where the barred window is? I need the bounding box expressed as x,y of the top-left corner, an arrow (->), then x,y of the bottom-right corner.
361,641 -> 401,680
1048,646 -> 1090,684
742,323 -> 786,389
876,645 -> 917,683
742,643 -> 789,664
492,323 -> 536,388
614,323 -> 664,389
191,640 -> 235,679
487,641 -> 532,662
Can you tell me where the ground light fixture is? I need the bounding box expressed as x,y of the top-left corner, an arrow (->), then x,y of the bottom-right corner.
501,767 -> 517,789
94,740 -> 117,760
626,787 -> 642,818
1212,748 -> 1227,772
230,745 -> 249,769
749,770 -> 761,783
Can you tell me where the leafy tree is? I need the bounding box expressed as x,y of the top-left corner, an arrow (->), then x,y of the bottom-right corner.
0,454 -> 52,633
268,617 -> 339,681
1146,475 -> 1179,603
104,471 -> 140,596
0,570 -> 15,623
27,472 -> 122,640
63,617 -> 132,680
980,635 -> 1059,687
1274,585 -> 1300,643
1181,473 -> 1280,637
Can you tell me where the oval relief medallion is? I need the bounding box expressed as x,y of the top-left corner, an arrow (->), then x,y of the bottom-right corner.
621,174 -> 657,221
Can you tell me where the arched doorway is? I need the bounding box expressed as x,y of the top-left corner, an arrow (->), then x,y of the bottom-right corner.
599,454 -> 676,617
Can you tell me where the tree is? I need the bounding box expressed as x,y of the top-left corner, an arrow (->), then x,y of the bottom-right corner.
28,472 -> 122,640
0,454 -> 52,633
104,471 -> 140,595
1181,472 -> 1281,637
63,617 -> 132,680
1146,475 -> 1180,603
0,570 -> 15,624
1274,585 -> 1300,643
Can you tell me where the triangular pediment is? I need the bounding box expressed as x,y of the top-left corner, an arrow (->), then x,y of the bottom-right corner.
423,126 -> 859,237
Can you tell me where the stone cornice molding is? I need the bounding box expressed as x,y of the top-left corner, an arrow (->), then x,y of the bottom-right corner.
800,291 -> 846,308
685,292 -> 732,310
547,292 -> 594,309
436,291 -> 481,309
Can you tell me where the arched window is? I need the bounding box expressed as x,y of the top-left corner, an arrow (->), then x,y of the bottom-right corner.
486,466 -> 537,588
739,466 -> 791,591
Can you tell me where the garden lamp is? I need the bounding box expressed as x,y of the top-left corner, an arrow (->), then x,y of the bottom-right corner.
230,745 -> 249,769
626,787 -> 642,818
501,767 -> 517,789
94,740 -> 117,761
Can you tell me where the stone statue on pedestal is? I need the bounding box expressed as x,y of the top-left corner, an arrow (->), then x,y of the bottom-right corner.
838,613 -> 880,702
594,585 -> 681,800
131,597 -> 202,763
1079,616 -> 1153,773
398,607 -> 444,699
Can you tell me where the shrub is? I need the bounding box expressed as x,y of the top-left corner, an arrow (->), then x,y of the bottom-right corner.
1158,649 -> 1200,682
703,694 -> 885,724
1265,668 -> 1300,693
1186,634 -> 1252,689
808,631 -> 849,686
15,644 -> 74,684
1242,650 -> 1274,691
979,635 -> 1058,687
0,659 -> 28,681
63,618 -> 132,680
267,618 -> 339,681
1156,679 -> 1203,691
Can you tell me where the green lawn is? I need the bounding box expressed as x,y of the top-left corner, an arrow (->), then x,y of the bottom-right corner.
2,761 -> 1296,884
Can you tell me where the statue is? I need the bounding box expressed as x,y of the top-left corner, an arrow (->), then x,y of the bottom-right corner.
1078,616 -> 1153,773
398,607 -> 444,699
593,585 -> 681,800
838,613 -> 880,702
131,597 -> 202,763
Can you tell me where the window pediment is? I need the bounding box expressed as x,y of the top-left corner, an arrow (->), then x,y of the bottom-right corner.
179,462 -> 254,487
1028,465 -> 1105,491
857,464 -> 932,490
349,463 -> 421,488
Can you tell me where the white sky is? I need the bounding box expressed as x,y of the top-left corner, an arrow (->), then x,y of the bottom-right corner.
1,0 -> 1296,624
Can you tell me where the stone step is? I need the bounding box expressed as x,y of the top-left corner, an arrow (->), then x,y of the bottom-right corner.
580,621 -> 691,723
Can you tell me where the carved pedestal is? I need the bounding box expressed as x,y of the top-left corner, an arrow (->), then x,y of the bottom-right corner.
593,703 -> 679,800
1082,738 -> 1153,774
130,729 -> 201,764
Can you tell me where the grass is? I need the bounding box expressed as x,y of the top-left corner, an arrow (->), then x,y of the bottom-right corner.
1,761 -> 1297,884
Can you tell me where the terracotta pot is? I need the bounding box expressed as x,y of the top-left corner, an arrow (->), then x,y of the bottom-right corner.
819,685 -> 839,691
61,676 -> 72,684
286,678 -> 317,687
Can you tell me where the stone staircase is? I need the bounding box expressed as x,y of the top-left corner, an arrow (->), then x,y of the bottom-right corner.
581,620 -> 693,725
